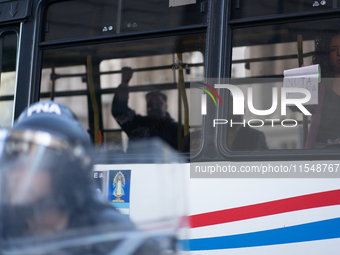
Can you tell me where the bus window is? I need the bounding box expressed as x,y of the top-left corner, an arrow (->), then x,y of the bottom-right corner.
43,0 -> 207,42
231,0 -> 335,19
229,18 -> 340,150
0,32 -> 18,128
39,33 -> 205,152
100,52 -> 204,152
40,65 -> 89,129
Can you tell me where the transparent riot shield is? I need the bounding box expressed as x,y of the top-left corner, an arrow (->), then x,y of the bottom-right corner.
0,132 -> 188,255
94,138 -> 189,254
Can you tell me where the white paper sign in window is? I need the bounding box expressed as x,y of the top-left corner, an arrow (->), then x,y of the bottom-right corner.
283,64 -> 320,105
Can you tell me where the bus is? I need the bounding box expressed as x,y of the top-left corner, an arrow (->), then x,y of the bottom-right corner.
1,0 -> 340,253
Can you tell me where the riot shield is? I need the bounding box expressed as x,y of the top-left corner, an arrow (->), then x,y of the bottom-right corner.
0,131 -> 187,255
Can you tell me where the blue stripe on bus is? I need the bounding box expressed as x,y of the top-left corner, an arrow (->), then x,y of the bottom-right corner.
111,202 -> 130,209
183,217 -> 340,251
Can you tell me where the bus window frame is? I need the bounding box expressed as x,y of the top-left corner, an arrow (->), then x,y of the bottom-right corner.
213,2 -> 340,161
229,0 -> 340,20
0,28 -> 20,127
0,29 -> 19,78
31,0 -> 211,158
31,0 -> 340,161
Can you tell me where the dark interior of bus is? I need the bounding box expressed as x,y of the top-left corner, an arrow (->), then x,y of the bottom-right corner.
38,0 -> 207,153
2,0 -> 340,152
36,0 -> 340,152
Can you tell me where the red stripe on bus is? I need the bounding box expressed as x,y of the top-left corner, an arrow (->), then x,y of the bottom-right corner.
190,189 -> 340,228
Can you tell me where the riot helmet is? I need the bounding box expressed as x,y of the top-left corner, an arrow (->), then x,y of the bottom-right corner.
0,101 -> 95,238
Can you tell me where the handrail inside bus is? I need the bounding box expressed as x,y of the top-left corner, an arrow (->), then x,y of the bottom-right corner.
175,54 -> 183,151
47,63 -> 204,80
87,55 -> 100,146
39,82 -> 192,99
297,34 -> 309,148
50,66 -> 56,100
231,52 -> 314,64
177,53 -> 189,138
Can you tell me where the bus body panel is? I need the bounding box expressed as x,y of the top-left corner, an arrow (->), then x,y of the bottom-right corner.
94,163 -> 340,253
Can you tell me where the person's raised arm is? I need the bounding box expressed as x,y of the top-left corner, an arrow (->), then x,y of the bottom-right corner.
111,67 -> 134,118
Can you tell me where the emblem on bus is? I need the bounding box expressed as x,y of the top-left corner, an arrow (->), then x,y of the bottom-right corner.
108,170 -> 131,214
112,171 -> 125,202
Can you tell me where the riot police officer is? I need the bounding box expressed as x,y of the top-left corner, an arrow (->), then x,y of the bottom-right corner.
0,101 -> 160,254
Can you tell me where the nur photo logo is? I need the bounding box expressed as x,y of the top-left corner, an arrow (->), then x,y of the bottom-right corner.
195,82 -> 313,128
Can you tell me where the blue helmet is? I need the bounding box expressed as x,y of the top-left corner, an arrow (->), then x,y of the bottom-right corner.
14,101 -> 91,148
0,101 -> 96,237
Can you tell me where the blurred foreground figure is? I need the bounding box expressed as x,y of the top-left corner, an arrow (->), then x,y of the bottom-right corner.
0,101 -> 160,254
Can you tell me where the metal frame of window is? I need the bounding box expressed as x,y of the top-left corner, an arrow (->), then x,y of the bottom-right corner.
0,28 -> 20,128
36,30 -> 207,144
213,1 -> 340,162
27,0 -> 210,156
9,0 -> 340,161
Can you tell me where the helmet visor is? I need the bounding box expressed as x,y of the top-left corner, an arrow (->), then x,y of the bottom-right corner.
0,129 -> 90,238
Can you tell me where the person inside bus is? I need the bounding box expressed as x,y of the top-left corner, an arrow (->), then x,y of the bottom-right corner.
227,96 -> 268,150
0,101 -> 160,254
111,67 -> 183,150
294,31 -> 340,149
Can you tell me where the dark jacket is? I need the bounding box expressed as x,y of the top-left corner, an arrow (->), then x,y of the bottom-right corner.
111,85 -> 182,150
66,201 -> 161,255
2,200 -> 161,255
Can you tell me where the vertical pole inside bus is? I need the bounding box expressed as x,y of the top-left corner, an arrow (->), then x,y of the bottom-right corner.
177,53 -> 189,136
297,35 -> 309,148
87,55 -> 100,146
175,53 -> 183,151
50,65 -> 55,101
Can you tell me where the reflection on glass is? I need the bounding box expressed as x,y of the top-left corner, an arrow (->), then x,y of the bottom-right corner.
230,19 -> 340,150
231,0 -> 336,19
41,34 -> 206,151
44,0 -> 207,41
223,80 -> 304,151
0,32 -> 17,128
0,124 -> 185,254
40,65 -> 86,93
